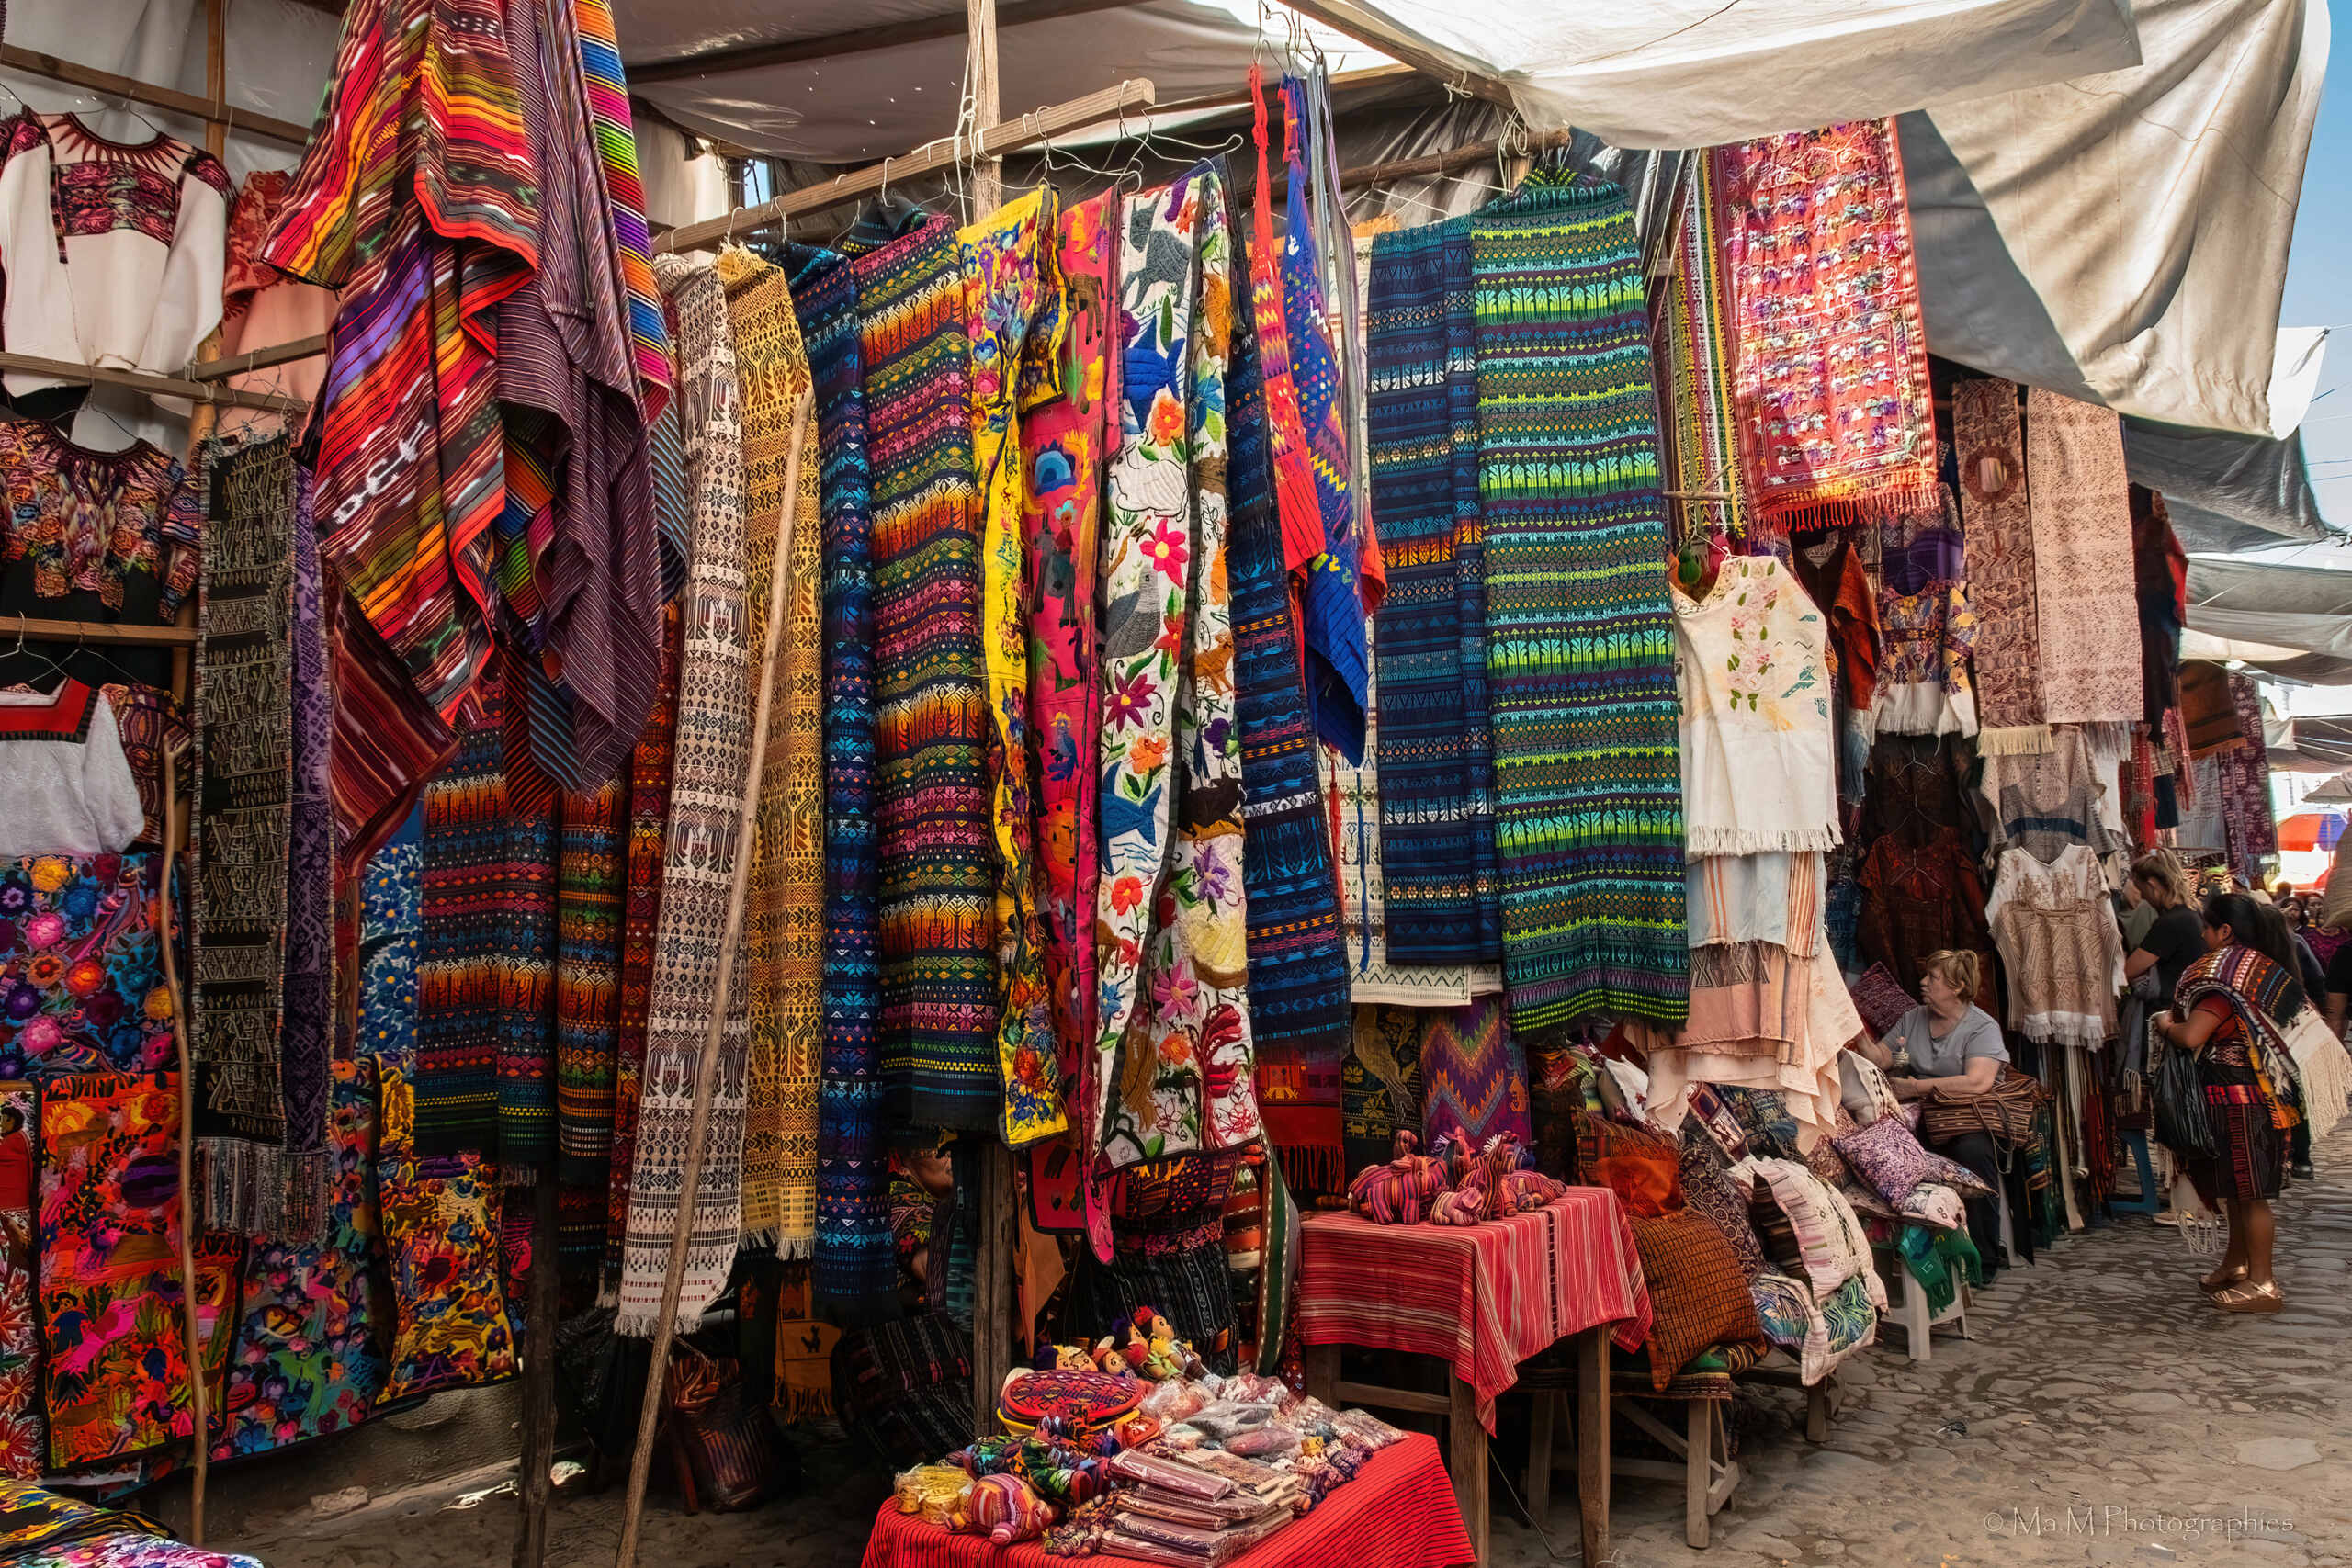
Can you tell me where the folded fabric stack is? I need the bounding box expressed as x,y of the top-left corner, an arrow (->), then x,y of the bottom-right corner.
1102,1450 -> 1296,1564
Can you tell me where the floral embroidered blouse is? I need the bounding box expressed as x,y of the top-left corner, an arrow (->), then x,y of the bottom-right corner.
0,422 -> 203,618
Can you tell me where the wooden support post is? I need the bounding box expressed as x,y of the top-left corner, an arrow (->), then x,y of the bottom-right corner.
159,742 -> 208,1544
1576,1325 -> 1611,1568
610,389 -> 813,1568
514,1168 -> 561,1568
965,0 -> 1003,216
1448,1373 -> 1487,1565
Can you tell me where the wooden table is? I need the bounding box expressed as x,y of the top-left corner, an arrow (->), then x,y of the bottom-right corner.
1295,1192 -> 1653,1566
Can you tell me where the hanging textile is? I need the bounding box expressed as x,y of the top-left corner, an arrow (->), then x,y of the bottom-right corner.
1021,194 -> 1117,1233
0,423 -> 205,619
717,244 -> 828,1249
2024,388 -> 2143,727
357,807 -> 424,1068
1855,830 -> 1998,1010
413,671 -> 558,1162
1341,1007 -> 1423,1177
1657,154 -> 1750,540
0,852 -> 174,1079
191,434 -> 300,1218
571,0 -> 676,450
1671,556 -> 1839,855
1244,73 -> 1368,765
2218,673 -> 2278,869
1977,726 -> 2122,866
0,1084 -> 32,1477
1473,171 -> 1685,1029
94,685 -> 187,853
553,779 -> 625,1187
261,0 -> 538,722
1871,489 -> 1978,738
2132,488 -> 2187,729
786,242 -> 894,1318
1094,164 -> 1261,1170
1364,208 -> 1501,968
39,1072 -> 197,1467
1278,77 -> 1378,760
1985,845 -> 2124,1049
854,217 -> 999,1134
600,606 -> 679,1297
1714,120 -> 1938,530
212,1056 -> 385,1458
327,592 -> 458,879
1230,205 -> 1348,1186
1419,998 -> 1530,1150
1953,378 -> 2046,753
378,1058 -> 517,1397
616,254 -> 753,1337
963,187 -> 1069,1147
282,468 -> 335,1204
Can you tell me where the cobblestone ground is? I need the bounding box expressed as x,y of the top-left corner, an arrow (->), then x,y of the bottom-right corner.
237,1126 -> 2352,1568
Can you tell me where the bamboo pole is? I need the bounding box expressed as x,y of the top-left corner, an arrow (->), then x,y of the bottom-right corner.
158,739 -> 209,1543
610,388 -> 813,1568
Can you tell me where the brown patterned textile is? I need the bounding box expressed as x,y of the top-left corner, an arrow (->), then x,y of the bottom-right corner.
1627,1208 -> 1768,1392
1855,830 -> 1998,1010
2025,389 -> 2142,725
1954,378 -> 2044,750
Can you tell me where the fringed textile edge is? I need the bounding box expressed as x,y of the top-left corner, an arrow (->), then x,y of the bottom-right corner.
1685,824 -> 1841,857
1975,724 -> 2054,757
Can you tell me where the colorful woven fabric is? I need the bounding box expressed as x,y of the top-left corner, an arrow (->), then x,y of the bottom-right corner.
0,853 -> 174,1079
357,807 -> 424,1067
1418,998 -> 1530,1150
1657,156 -> 1750,539
2024,388 -> 2143,726
1627,1208 -> 1768,1392
618,254 -> 753,1336
2132,488 -> 2188,728
1952,378 -> 2045,750
855,217 -> 998,1134
0,423 -> 204,620
1472,172 -> 1685,1028
378,1056 -> 516,1397
2218,673 -> 2278,867
1295,1193 -> 1652,1432
325,593 -> 458,878
717,244 -> 828,1249
571,0 -> 673,428
6,1530 -> 266,1568
786,242 -> 894,1316
554,780 -> 625,1186
1227,203 -> 1349,1088
1671,556 -> 1838,855
213,1056 -> 384,1458
1365,213 -> 1500,966
38,1072 -> 196,1466
963,187 -> 1069,1147
1714,120 -> 1937,528
1341,1007 -> 1423,1179
0,1085 -> 35,1476
1871,489 -> 1978,738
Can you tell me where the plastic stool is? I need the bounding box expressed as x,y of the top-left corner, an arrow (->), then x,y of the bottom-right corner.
2108,1131 -> 2162,1215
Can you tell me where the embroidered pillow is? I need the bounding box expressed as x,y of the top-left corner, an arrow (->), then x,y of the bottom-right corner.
1804,1133 -> 1855,1191
1679,1133 -> 1767,1280
1575,1113 -> 1683,1218
1833,1115 -> 1934,1206
1849,964 -> 1916,1038
1747,1268 -> 1813,1353
1897,1182 -> 1968,1231
1838,1051 -> 1903,1125
1715,1087 -> 1803,1160
1736,1156 -> 1883,1307
1915,1148 -> 1994,1199
1799,1271 -> 1879,1385
1627,1209 -> 1768,1393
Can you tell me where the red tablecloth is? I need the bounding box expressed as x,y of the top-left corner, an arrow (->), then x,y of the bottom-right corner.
1295,1190 -> 1653,1431
859,1433 -> 1473,1568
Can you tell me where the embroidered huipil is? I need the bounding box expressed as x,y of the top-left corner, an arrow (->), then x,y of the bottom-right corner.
0,113 -> 230,400
962,187 -> 1069,1146
1984,843 -> 2124,1050
0,423 -> 203,620
1869,489 -> 1977,738
1670,555 -> 1839,855
218,172 -> 338,440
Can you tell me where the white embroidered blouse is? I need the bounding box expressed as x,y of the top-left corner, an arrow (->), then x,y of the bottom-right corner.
1672,554 -> 1841,855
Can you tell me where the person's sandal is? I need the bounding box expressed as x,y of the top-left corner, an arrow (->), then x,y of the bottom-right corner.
2211,1281 -> 2284,1314
2201,1264 -> 2248,1292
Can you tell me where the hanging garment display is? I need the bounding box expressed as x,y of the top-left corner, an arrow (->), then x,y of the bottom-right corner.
1854,829 -> 1998,1010
217,172 -> 337,440
1364,206 -> 1502,969
616,254 -> 753,1337
1871,489 -> 1977,738
1473,170 -> 1686,1029
0,682 -> 144,861
1952,378 -> 2046,753
1638,950 -> 1859,1152
963,187 -> 1069,1148
1985,844 -> 2125,1050
2024,388 -> 2143,727
1976,725 -> 2122,867
1671,555 -> 1839,854
2132,489 -> 2187,729
0,112 -> 231,400
1714,119 -> 1938,530
92,685 -> 187,854
717,243 -> 829,1248
0,1083 -> 34,1477
0,852 -> 174,1080
376,1057 -> 516,1397
0,424 -> 205,623
2217,673 -> 2278,867
855,216 -> 999,1135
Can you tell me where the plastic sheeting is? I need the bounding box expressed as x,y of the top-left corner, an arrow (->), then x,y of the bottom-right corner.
2183,557 -> 2352,683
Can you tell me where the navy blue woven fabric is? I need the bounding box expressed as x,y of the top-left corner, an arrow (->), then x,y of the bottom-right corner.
786,243 -> 896,1320
1365,220 -> 1501,967
1228,214 -> 1351,1058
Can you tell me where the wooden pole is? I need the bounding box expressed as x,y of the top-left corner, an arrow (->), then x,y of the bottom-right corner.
182,333 -> 332,384
610,388 -> 813,1568
513,1168 -> 561,1568
965,0 -> 1002,216
159,739 -> 209,1544
0,352 -> 307,415
0,44 -> 311,147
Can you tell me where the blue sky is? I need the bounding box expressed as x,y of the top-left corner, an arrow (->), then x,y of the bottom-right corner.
2284,64 -> 2347,534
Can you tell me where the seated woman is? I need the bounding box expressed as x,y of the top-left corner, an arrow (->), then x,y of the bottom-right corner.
2154,892 -> 2304,1313
1845,949 -> 2007,1278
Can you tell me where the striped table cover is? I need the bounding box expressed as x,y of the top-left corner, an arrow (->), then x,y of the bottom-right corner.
1296,1191 -> 1654,1432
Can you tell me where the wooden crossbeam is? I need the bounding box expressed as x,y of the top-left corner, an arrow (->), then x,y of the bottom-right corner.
627,0 -> 1145,85
655,78 -> 1156,254
182,333 -> 332,383
0,351 -> 307,413
1267,0 -> 1514,106
0,43 -> 311,146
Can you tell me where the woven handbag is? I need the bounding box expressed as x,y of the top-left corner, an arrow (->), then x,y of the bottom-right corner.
1916,1064 -> 2045,1151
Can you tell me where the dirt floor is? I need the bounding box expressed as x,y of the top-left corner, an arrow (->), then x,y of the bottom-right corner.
187,1123 -> 2352,1568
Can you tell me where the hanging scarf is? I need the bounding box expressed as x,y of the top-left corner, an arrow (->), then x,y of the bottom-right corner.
716,244 -> 827,1251
2132,486 -> 2188,728
1230,202 -> 1348,1190
854,217 -> 1000,1134
1094,164 -> 1261,1173
553,778 -> 625,1188
1244,70 -> 1369,763
617,254 -> 752,1337
1715,120 -> 1938,530
1418,998 -> 1531,1149
2025,387 -> 2143,726
378,1057 -> 519,1395
1365,211 -> 1501,968
1658,157 -> 1751,540
2177,944 -> 2303,1132
1952,378 -> 2045,752
1473,171 -> 1686,1029
2218,672 -> 2278,867
963,187 -> 1069,1147
1021,194 -> 1118,1240
280,465 -> 335,1213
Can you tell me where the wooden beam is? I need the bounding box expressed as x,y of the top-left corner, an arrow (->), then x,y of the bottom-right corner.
1144,62 -> 1419,123
656,78 -> 1155,253
0,352 -> 307,414
1271,0 -> 1515,107
183,333 -> 331,383
627,0 -> 1142,85
1230,127 -> 1570,204
967,0 -> 1003,217
0,44 -> 311,147
1,615 -> 201,649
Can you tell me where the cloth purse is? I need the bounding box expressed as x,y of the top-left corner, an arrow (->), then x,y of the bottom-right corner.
1916,1064 -> 2045,1151
2150,1036 -> 2215,1160
663,1344 -> 794,1512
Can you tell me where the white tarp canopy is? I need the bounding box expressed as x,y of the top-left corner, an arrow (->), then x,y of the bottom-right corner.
2183,556 -> 2352,682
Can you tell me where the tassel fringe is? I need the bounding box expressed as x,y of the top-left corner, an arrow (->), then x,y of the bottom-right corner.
1975,724 -> 2054,756
1684,825 -> 1841,856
